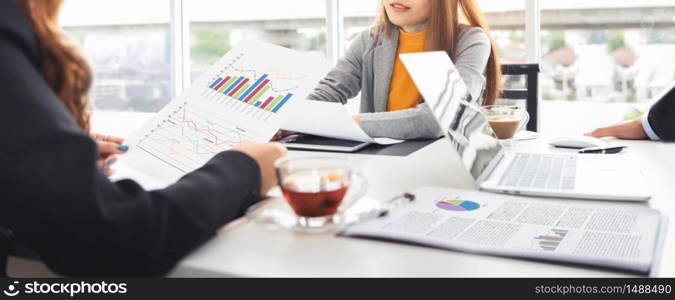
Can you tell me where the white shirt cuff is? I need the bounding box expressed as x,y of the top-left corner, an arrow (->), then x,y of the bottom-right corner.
641,114 -> 661,141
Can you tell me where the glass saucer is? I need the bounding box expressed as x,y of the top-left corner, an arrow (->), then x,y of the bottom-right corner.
515,130 -> 539,141
245,196 -> 383,234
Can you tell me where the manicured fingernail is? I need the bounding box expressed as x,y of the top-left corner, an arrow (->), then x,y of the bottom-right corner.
107,160 -> 114,166
118,145 -> 129,151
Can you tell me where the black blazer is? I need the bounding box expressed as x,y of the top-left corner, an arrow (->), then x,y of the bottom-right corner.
648,86 -> 675,142
0,1 -> 261,277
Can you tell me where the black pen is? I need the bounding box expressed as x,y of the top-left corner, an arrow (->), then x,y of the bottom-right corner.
578,146 -> 627,154
377,193 -> 417,217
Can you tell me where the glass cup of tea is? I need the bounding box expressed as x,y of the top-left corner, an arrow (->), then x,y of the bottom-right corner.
275,156 -> 368,228
481,105 -> 530,148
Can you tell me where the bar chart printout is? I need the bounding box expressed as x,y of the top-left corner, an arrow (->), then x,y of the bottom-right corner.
123,40 -> 331,184
205,74 -> 294,114
535,228 -> 569,252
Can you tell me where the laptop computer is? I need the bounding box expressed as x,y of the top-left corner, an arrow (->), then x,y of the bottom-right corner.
400,51 -> 651,202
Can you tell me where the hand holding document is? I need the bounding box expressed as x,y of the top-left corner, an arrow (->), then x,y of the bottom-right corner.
121,40 -> 332,184
343,187 -> 666,273
282,100 -> 403,145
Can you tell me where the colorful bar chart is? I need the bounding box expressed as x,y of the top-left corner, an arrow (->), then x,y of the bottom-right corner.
535,228 -> 568,251
208,74 -> 294,114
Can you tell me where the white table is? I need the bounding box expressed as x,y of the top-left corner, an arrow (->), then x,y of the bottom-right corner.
10,112 -> 674,277
164,136 -> 674,278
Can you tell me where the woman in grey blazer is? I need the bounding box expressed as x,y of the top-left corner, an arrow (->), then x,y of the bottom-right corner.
309,0 -> 501,140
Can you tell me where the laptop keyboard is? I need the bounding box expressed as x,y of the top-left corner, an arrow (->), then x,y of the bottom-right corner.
498,153 -> 577,190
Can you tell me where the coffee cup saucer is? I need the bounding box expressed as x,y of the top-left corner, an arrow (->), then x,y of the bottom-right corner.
245,196 -> 382,234
515,130 -> 539,141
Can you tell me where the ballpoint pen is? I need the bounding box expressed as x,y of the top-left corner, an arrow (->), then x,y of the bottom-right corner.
578,146 -> 628,154
349,192 -> 417,224
376,192 -> 416,218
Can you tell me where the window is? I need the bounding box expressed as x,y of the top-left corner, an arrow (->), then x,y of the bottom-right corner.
341,0 -> 378,47
477,0 -> 527,64
188,0 -> 327,81
63,0 -> 675,136
477,1 -> 528,93
538,0 -> 675,135
60,0 -> 172,112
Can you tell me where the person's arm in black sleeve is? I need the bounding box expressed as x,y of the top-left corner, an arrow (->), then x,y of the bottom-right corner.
0,24 -> 261,277
647,86 -> 675,142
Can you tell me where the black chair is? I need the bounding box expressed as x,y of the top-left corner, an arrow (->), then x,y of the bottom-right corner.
500,64 -> 541,132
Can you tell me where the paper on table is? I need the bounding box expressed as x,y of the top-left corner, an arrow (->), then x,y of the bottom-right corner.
343,187 -> 663,273
372,137 -> 405,145
282,100 -> 404,145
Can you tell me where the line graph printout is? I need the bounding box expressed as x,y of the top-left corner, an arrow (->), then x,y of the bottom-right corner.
124,40 -> 331,183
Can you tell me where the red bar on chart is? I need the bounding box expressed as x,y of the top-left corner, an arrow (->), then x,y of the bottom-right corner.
260,96 -> 275,109
243,79 -> 270,103
228,78 -> 250,97
213,76 -> 231,91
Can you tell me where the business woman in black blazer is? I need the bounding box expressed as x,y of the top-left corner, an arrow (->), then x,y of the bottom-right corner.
0,0 -> 284,277
588,85 -> 675,142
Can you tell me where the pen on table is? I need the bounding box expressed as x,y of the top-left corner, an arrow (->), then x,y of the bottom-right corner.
349,193 -> 417,226
377,193 -> 416,217
578,146 -> 627,154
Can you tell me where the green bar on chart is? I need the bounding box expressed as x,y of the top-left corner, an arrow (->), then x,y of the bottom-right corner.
265,95 -> 284,111
249,85 -> 271,104
218,76 -> 238,93
233,84 -> 250,99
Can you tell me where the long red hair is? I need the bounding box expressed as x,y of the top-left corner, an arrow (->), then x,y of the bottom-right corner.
18,0 -> 92,132
376,0 -> 502,105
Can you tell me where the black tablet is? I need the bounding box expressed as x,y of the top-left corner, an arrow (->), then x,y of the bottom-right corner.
279,134 -> 371,153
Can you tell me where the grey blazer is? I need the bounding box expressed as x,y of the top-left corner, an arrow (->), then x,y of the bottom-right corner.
308,26 -> 491,140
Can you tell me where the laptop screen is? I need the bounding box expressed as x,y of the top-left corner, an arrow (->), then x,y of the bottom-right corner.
400,51 -> 503,181
446,101 -> 503,181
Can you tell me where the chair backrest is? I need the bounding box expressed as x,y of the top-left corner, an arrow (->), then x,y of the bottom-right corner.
500,64 -> 541,132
